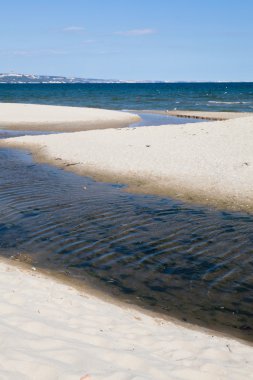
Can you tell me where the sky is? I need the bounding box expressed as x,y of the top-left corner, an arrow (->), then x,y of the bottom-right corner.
1,0 -> 253,81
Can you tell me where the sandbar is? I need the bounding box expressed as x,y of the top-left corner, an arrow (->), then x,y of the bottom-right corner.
3,114 -> 253,211
0,103 -> 140,131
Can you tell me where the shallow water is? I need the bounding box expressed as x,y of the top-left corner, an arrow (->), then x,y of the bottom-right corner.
130,112 -> 202,127
0,144 -> 253,342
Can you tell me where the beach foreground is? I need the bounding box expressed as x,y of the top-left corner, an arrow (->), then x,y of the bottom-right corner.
0,103 -> 140,131
0,259 -> 253,380
3,114 -> 253,211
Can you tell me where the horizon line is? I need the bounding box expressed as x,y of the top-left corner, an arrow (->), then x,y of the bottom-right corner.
1,72 -> 253,84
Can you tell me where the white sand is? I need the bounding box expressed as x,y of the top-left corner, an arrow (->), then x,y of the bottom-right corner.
3,115 -> 253,210
1,259 -> 253,380
0,103 -> 140,131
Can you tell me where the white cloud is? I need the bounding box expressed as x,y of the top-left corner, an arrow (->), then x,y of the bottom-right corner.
116,28 -> 156,36
63,26 -> 85,32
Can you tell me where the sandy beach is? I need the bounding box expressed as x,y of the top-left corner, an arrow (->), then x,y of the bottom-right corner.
0,258 -> 252,380
0,103 -> 140,131
3,113 -> 253,211
1,105 -> 253,378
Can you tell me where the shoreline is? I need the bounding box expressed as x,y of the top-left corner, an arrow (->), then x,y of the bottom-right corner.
5,142 -> 249,212
2,255 -> 238,342
1,256 -> 253,379
0,147 -> 252,344
0,103 -> 140,131
5,246 -> 253,345
2,113 -> 253,212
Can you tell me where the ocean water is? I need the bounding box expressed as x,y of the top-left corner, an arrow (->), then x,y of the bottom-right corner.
0,82 -> 253,112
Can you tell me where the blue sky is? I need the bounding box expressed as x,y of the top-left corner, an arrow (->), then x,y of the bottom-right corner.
1,0 -> 253,81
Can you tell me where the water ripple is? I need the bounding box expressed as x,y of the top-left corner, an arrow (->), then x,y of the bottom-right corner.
0,147 -> 253,341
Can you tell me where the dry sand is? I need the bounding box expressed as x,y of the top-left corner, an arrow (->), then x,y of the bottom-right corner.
3,115 -> 253,211
0,103 -> 140,131
1,259 -> 253,380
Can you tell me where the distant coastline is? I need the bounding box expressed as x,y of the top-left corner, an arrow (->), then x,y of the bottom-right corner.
1,73 -> 253,84
0,73 -> 167,84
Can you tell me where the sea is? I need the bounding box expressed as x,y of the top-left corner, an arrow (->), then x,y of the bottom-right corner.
0,82 -> 253,112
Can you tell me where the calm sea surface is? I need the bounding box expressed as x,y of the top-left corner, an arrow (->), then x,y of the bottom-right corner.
0,84 -> 253,342
1,82 -> 253,112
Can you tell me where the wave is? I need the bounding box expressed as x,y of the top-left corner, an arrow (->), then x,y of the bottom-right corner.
208,101 -> 250,105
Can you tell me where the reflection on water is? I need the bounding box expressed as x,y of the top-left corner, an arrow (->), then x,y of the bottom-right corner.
0,146 -> 253,342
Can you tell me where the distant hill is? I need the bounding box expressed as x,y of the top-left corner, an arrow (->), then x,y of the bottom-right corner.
0,73 -> 165,84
